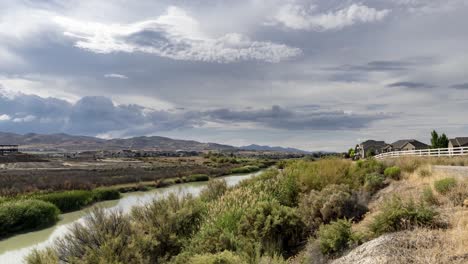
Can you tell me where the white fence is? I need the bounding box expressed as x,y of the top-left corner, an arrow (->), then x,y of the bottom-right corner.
375,146 -> 468,160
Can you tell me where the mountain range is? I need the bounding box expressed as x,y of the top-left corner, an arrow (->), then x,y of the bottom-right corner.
239,144 -> 312,154
0,132 -> 234,152
0,132 -> 311,153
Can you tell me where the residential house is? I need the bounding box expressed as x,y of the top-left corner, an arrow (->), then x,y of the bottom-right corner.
355,140 -> 387,159
448,137 -> 468,149
385,139 -> 429,152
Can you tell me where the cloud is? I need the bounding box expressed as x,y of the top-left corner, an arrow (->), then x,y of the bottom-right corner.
269,3 -> 390,31
53,6 -> 301,63
329,60 -> 412,72
451,83 -> 468,89
204,105 -> 389,130
0,91 -> 388,135
386,81 -> 435,89
104,73 -> 128,79
0,114 -> 10,121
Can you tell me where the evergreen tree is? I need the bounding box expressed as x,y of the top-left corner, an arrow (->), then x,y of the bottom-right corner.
431,130 -> 439,148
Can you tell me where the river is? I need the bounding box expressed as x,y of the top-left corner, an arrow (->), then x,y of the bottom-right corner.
0,170 -> 263,263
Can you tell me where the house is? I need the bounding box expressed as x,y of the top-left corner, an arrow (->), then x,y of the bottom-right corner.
355,140 -> 387,159
448,137 -> 468,148
385,139 -> 429,152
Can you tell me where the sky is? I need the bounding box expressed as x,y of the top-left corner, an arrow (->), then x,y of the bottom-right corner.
0,0 -> 468,151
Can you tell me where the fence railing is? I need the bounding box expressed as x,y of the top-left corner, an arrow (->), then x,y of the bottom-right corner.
374,146 -> 468,160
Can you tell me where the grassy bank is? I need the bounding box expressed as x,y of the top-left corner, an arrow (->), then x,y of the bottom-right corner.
0,200 -> 59,237
0,188 -> 121,237
0,156 -> 274,196
28,158 -> 414,264
0,164 -> 269,239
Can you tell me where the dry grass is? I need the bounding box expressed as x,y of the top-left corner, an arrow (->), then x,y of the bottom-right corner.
385,209 -> 468,264
349,157 -> 468,263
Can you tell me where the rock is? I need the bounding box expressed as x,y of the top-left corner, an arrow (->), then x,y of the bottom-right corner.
463,199 -> 468,207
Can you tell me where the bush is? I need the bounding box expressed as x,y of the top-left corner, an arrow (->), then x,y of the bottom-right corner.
364,173 -> 386,194
188,174 -> 210,182
92,188 -> 121,201
0,200 -> 59,236
131,193 -> 206,263
200,179 -> 228,202
370,196 -> 438,236
384,166 -> 401,180
237,200 -> 306,256
55,208 -> 144,263
421,187 -> 438,205
284,159 -> 352,192
32,190 -> 94,212
298,184 -> 367,232
434,178 -> 457,194
187,251 -> 247,264
231,166 -> 260,174
317,219 -> 353,255
26,248 -> 59,264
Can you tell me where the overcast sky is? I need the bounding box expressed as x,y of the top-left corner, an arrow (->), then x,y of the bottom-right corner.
1,0 -> 468,151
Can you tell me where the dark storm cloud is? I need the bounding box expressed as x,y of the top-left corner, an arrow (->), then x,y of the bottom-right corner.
0,94 -> 389,135
451,83 -> 468,89
386,82 -> 435,89
204,105 -> 389,130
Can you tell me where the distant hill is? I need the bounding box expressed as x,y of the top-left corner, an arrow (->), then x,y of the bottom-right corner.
240,144 -> 312,154
0,132 -> 235,152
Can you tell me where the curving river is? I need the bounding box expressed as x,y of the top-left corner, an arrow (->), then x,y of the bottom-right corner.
0,170 -> 263,264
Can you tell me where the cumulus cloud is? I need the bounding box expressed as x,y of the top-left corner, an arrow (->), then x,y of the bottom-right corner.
53,6 -> 301,63
269,3 -> 390,31
104,73 -> 128,79
0,91 -> 388,135
0,114 -> 10,121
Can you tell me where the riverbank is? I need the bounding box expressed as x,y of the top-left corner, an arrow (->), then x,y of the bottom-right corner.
0,164 -> 268,239
0,171 -> 263,263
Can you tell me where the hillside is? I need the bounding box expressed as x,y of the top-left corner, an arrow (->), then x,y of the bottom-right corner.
240,144 -> 311,153
0,132 -> 235,152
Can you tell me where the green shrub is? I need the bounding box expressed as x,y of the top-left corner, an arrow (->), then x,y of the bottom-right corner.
364,173 -> 386,194
434,177 -> 457,194
26,248 -> 59,264
421,187 -> 438,205
384,166 -> 401,180
92,188 -> 121,201
284,159 -> 352,192
0,200 -> 59,236
131,193 -> 206,263
298,184 -> 367,232
200,179 -> 228,202
370,196 -> 438,236
32,190 -> 94,212
317,219 -> 352,255
187,251 -> 247,264
237,200 -> 306,256
231,166 -> 260,174
188,174 -> 210,182
55,208 -> 144,263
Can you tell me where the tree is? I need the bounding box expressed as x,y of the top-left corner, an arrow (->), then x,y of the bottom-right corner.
439,133 -> 449,148
431,130 -> 449,148
348,148 -> 355,158
431,130 -> 439,148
